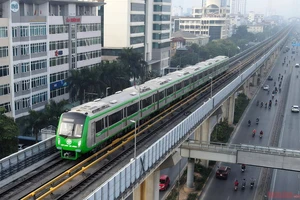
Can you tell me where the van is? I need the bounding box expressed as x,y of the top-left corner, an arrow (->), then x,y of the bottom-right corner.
296,63 -> 299,68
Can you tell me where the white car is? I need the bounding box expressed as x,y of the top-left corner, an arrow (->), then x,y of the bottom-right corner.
291,105 -> 300,113
263,85 -> 269,90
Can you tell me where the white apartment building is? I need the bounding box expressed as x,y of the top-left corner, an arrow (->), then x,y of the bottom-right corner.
101,0 -> 172,75
247,25 -> 264,34
0,0 -> 103,118
179,0 -> 230,40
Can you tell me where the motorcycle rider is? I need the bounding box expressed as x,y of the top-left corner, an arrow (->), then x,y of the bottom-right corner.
242,179 -> 246,189
253,129 -> 256,136
241,164 -> 246,171
275,99 -> 278,105
248,120 -> 251,126
260,130 -> 263,138
256,117 -> 259,124
234,179 -> 239,190
261,101 -> 264,107
250,178 -> 255,187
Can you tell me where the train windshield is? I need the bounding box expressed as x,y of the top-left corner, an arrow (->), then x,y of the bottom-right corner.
59,112 -> 86,138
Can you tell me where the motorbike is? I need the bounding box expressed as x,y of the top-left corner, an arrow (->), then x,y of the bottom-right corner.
242,183 -> 246,190
261,102 -> 264,108
250,182 -> 254,189
234,185 -> 238,191
260,134 -> 263,138
252,132 -> 255,137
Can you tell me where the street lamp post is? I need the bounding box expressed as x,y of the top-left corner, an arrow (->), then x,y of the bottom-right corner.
209,76 -> 213,98
130,120 -> 137,159
106,87 -> 111,97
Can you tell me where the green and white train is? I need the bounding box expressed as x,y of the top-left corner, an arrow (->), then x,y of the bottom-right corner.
56,56 -> 229,160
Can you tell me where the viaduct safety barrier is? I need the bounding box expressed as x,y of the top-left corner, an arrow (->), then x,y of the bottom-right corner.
85,32 -> 289,200
0,136 -> 56,187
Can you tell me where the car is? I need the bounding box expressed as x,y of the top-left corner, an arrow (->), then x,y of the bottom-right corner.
263,85 -> 269,90
295,63 -> 299,68
267,76 -> 273,81
216,166 -> 231,179
291,105 -> 300,113
159,175 -> 170,191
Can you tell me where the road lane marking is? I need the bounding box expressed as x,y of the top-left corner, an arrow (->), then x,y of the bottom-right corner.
226,196 -> 230,200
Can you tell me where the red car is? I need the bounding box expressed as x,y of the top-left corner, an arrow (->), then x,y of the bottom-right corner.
159,175 -> 170,191
216,166 -> 231,180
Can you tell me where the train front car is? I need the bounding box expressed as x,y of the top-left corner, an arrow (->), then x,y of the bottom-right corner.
56,112 -> 87,160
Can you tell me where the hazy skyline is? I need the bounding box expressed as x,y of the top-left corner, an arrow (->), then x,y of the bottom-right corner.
172,0 -> 299,18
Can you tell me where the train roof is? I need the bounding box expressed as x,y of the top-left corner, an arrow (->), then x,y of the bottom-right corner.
70,56 -> 228,117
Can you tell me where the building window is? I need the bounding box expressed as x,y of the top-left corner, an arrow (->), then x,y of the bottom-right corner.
153,42 -> 170,49
14,82 -> 20,93
21,79 -> 30,91
0,65 -> 9,77
0,46 -> 8,57
77,23 -> 101,32
50,86 -> 68,98
49,25 -> 69,34
0,102 -> 11,113
130,14 -> 145,22
15,101 -> 20,111
21,62 -> 30,73
0,27 -> 8,37
0,84 -> 10,96
50,55 -> 69,67
153,14 -> 170,21
50,71 -> 68,83
30,24 -> 47,36
130,36 -> 145,45
153,24 -> 170,30
14,65 -> 19,74
21,44 -> 29,55
77,50 -> 101,61
154,0 -> 171,2
32,91 -> 47,105
12,27 -> 18,37
76,37 -> 101,47
153,5 -> 171,12
153,33 -> 169,40
131,3 -> 145,11
21,97 -> 30,109
130,26 -> 145,34
13,46 -> 18,56
31,59 -> 47,71
102,49 -> 122,56
20,26 -> 29,37
30,42 -> 47,54
31,75 -> 47,88
49,40 -> 69,50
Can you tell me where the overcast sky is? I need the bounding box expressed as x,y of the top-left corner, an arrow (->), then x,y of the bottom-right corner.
172,0 -> 299,18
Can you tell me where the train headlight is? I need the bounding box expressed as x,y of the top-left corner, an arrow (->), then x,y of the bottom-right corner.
78,140 -> 81,147
58,138 -> 61,145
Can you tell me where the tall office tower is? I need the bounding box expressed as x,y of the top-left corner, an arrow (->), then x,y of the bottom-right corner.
0,0 -> 104,118
230,0 -> 246,15
102,0 -> 172,76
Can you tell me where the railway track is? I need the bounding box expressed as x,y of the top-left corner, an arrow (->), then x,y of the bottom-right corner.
14,28 -> 290,200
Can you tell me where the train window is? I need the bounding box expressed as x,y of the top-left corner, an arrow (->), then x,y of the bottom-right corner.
154,93 -> 159,102
127,103 -> 138,116
166,87 -> 173,96
142,97 -> 152,108
95,119 -> 105,133
176,83 -> 182,90
109,110 -> 123,125
192,76 -> 197,83
159,91 -> 164,100
198,73 -> 202,79
184,79 -> 190,87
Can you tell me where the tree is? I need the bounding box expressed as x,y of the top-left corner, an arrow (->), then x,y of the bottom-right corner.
44,100 -> 68,126
117,47 -> 147,85
0,107 -> 19,158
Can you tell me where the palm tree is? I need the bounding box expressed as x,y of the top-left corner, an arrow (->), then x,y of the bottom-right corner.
44,100 -> 68,126
117,47 -> 147,85
24,110 -> 48,143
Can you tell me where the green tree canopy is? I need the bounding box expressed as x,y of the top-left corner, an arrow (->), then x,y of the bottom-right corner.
0,108 -> 19,158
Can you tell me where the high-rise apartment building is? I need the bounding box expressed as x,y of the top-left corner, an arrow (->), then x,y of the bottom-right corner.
0,0 -> 103,119
230,0 -> 246,15
101,0 -> 172,75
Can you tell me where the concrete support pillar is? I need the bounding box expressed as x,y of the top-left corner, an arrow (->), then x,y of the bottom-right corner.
194,124 -> 201,141
133,170 -> 160,200
221,98 -> 229,121
228,94 -> 235,125
253,74 -> 258,86
200,119 -> 210,167
184,158 -> 195,192
243,79 -> 250,98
